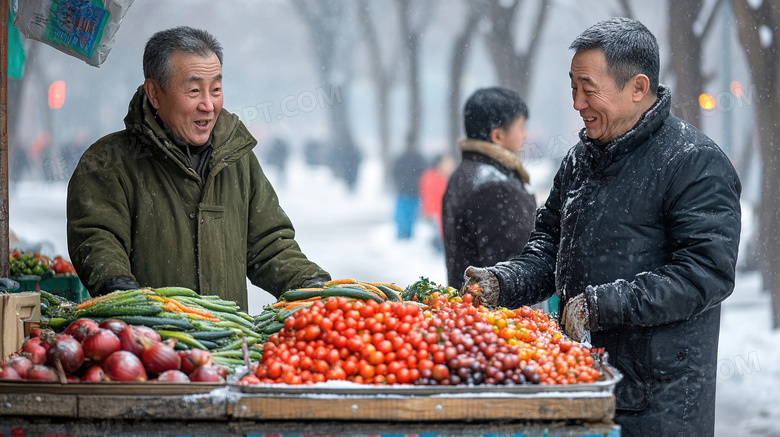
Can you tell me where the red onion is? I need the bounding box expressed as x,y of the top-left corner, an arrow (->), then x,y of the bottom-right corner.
102,351 -> 147,381
82,328 -> 121,363
98,319 -> 128,336
62,319 -> 99,343
21,337 -> 48,364
81,365 -> 111,382
118,326 -> 144,357
6,356 -> 32,378
26,365 -> 59,381
213,364 -> 228,380
138,337 -> 180,377
189,365 -> 224,383
178,349 -> 213,375
0,364 -> 22,380
45,334 -> 85,374
132,325 -> 162,342
28,327 -> 49,338
156,369 -> 190,383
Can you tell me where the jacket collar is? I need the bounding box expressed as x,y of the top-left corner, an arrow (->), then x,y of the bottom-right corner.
579,84 -> 672,168
458,138 -> 530,184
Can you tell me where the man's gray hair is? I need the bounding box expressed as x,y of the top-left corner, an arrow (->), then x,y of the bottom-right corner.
569,17 -> 659,95
143,26 -> 223,90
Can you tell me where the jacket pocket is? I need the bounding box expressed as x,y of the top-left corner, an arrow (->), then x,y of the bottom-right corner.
197,204 -> 227,298
613,329 -> 653,412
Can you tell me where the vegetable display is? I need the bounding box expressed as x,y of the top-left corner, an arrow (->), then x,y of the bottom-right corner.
9,249 -> 77,277
2,278 -> 604,388
3,320 -> 225,383
42,287 -> 262,374
248,278 -> 602,386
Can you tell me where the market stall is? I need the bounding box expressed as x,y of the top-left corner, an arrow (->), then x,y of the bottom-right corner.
1,278 -> 622,436
0,4 -> 620,436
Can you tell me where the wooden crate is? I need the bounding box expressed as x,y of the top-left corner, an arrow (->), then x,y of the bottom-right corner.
0,292 -> 40,361
0,382 -> 228,420
234,367 -> 621,422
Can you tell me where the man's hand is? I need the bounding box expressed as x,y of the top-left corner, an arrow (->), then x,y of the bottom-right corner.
561,293 -> 590,342
460,266 -> 500,307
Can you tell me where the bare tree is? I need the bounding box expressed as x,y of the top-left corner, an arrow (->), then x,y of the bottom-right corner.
730,0 -> 780,328
667,0 -> 722,128
291,0 -> 356,150
447,1 -> 484,154
356,0 -> 400,185
482,0 -> 550,98
396,0 -> 437,154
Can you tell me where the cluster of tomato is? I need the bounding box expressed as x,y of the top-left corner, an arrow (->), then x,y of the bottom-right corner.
251,292 -> 601,386
9,249 -> 77,277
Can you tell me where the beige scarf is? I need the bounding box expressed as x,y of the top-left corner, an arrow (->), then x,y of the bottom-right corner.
458,138 -> 530,185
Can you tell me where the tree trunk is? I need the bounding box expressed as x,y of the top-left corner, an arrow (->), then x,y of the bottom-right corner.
357,0 -> 393,186
292,0 -> 355,152
448,2 -> 482,156
483,0 -> 550,99
667,0 -> 705,128
397,0 -> 422,153
730,0 -> 780,328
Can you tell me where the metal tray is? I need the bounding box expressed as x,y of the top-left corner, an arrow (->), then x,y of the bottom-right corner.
240,362 -> 622,396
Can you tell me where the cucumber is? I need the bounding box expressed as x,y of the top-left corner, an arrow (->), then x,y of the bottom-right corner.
174,296 -> 239,315
320,287 -> 385,303
262,321 -> 285,334
189,329 -> 236,340
46,317 -> 71,332
111,315 -> 192,330
76,303 -> 162,319
152,286 -> 200,298
87,295 -> 150,311
275,306 -> 306,322
210,311 -> 255,330
199,339 -> 219,350
211,356 -> 244,368
253,311 -> 276,323
156,330 -> 209,350
215,336 -> 258,352
281,289 -> 323,302
376,285 -> 402,302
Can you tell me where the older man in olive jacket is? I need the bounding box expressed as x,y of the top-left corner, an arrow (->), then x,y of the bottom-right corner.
67,27 -> 329,311
464,18 -> 740,435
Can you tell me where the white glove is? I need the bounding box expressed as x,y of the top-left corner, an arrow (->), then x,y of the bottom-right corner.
461,266 -> 500,307
560,293 -> 590,342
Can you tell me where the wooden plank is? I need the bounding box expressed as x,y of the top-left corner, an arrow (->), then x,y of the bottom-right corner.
0,0 -> 8,279
233,394 -> 615,422
0,393 -> 77,417
0,381 -> 223,395
77,393 -> 228,420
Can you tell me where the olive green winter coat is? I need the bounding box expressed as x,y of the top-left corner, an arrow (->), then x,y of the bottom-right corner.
67,86 -> 329,311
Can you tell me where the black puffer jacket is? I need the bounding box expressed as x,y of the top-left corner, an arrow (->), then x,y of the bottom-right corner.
489,85 -> 741,434
442,139 -> 536,289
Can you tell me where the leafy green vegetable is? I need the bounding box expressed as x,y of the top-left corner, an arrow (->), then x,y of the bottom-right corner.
402,276 -> 447,302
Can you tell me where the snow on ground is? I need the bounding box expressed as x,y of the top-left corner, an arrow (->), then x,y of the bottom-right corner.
7,156 -> 780,436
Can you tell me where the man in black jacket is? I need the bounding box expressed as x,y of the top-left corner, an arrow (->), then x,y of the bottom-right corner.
463,18 -> 741,436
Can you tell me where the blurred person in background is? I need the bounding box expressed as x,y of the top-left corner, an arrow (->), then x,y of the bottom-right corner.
263,136 -> 290,184
391,138 -> 427,240
442,87 -> 536,290
419,153 -> 456,252
463,18 -> 741,435
66,26 -> 330,311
